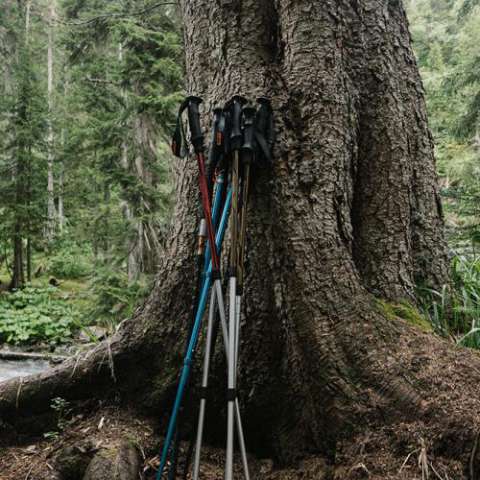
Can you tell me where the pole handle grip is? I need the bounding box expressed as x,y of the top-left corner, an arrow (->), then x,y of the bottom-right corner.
187,96 -> 204,153
241,106 -> 256,153
207,108 -> 223,192
228,95 -> 247,149
255,97 -> 274,165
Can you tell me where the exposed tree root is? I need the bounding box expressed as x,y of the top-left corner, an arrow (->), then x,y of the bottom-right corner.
1,310 -> 480,480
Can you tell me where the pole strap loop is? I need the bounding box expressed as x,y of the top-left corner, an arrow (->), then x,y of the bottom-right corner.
171,98 -> 190,158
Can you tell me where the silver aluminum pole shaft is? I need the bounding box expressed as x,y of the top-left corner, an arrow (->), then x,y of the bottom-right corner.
192,286 -> 217,480
216,281 -> 250,480
226,276 -> 237,480
235,295 -> 241,377
192,280 -> 250,480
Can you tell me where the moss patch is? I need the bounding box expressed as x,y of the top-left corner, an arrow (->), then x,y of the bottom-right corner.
377,299 -> 433,332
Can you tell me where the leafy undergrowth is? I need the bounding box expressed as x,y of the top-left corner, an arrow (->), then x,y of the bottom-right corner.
0,286 -> 80,346
0,236 -> 152,347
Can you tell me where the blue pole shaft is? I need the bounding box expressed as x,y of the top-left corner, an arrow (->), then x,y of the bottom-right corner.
166,172 -> 226,478
156,188 -> 232,480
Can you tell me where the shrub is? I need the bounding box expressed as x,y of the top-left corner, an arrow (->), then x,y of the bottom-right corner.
0,286 -> 79,345
85,267 -> 150,329
47,244 -> 92,279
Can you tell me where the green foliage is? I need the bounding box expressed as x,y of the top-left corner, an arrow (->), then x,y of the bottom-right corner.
44,397 -> 73,440
407,0 -> 480,248
0,286 -> 79,345
47,242 -> 92,279
418,256 -> 480,348
85,265 -> 150,329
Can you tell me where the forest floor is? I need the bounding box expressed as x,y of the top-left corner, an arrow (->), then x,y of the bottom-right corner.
0,408 -> 466,480
0,405 -> 158,480
0,403 -> 265,480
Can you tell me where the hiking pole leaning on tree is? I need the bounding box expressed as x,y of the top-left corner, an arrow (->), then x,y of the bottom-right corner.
157,96 -> 230,480
235,97 -> 274,371
234,105 -> 256,380
225,94 -> 247,480
169,99 -> 214,480
156,187 -> 231,480
169,130 -> 229,480
191,119 -> 250,480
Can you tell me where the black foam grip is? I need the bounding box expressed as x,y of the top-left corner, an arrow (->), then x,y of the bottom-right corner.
242,106 -> 256,153
187,96 -> 204,153
229,95 -> 247,149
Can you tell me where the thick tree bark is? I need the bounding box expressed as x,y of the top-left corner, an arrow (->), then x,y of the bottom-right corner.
5,1 -> 480,478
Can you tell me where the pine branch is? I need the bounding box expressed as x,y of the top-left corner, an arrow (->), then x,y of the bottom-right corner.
55,2 -> 178,26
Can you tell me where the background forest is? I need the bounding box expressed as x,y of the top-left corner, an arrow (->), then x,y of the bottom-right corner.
0,0 -> 479,350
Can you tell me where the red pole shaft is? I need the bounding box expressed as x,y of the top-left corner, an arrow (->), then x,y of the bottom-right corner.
196,152 -> 220,271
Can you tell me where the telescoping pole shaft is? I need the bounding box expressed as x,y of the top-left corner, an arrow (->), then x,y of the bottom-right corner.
157,96 -> 226,480
193,259 -> 250,480
226,95 -> 246,480
156,189 -> 232,480
235,105 -> 256,369
169,169 -> 226,480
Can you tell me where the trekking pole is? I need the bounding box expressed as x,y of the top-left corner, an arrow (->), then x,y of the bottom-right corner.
156,188 -> 232,480
168,174 -> 227,480
168,103 -> 226,480
191,265 -> 250,480
254,97 -> 275,168
186,99 -> 232,354
235,105 -> 256,376
191,103 -> 250,480
182,107 -> 229,480
185,97 -> 221,273
225,95 -> 246,480
168,210 -> 207,480
157,96 -> 229,480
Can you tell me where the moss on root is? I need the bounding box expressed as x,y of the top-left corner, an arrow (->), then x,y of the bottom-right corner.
376,299 -> 433,332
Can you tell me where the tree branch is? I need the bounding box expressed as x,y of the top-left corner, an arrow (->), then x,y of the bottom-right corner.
54,2 -> 178,26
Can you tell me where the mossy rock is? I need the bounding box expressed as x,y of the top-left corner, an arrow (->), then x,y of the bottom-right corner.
82,441 -> 141,480
377,299 -> 433,332
54,445 -> 93,480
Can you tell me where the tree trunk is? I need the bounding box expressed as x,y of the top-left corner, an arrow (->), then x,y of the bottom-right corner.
46,0 -> 57,243
58,152 -> 64,232
5,1 -> 480,478
11,0 -> 31,290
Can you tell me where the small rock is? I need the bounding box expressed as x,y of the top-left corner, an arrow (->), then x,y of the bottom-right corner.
54,445 -> 93,480
82,441 -> 141,480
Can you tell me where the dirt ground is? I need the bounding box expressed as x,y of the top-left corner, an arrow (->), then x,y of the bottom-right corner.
0,402 -> 467,480
0,406 -> 157,480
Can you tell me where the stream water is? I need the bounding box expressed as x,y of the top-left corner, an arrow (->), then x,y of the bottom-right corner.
0,358 -> 51,382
